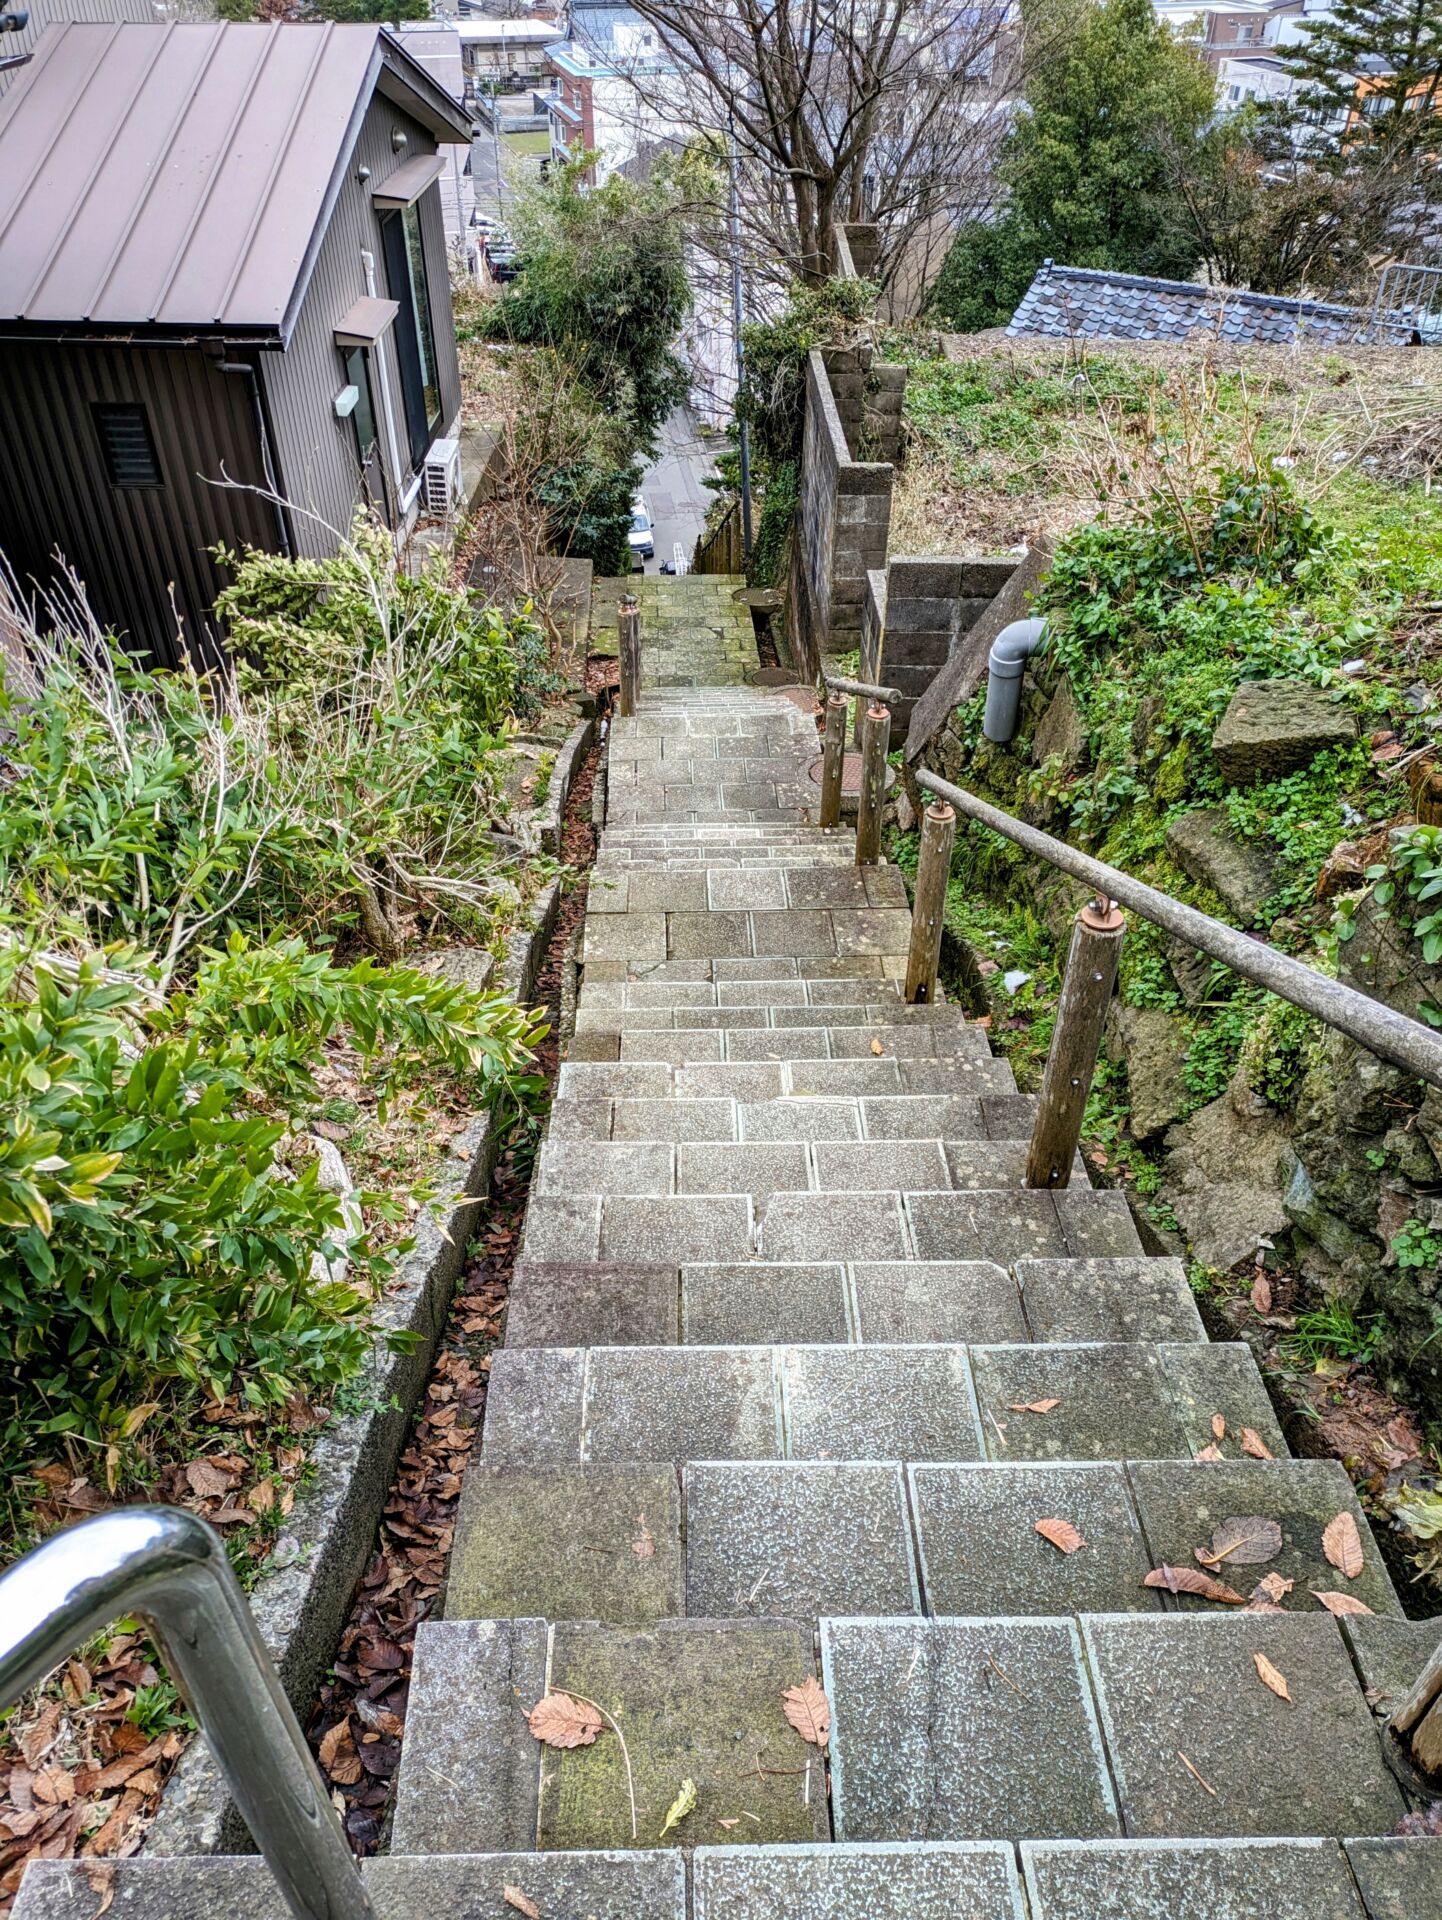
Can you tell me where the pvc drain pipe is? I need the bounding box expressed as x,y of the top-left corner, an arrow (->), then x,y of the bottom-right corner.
982,617 -> 1048,743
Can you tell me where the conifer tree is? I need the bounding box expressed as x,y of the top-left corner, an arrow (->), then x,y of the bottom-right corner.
1281,0 -> 1442,157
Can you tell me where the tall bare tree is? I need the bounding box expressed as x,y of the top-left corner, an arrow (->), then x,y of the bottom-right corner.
615,0 -> 1016,294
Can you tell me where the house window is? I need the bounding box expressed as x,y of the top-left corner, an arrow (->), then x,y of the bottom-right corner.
93,402 -> 161,489
381,202 -> 442,471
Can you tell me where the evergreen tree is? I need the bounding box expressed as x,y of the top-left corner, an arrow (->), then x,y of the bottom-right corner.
1281,0 -> 1442,157
927,0 -> 1216,331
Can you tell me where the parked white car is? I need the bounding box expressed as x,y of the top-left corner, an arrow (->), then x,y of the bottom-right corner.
628,493 -> 655,563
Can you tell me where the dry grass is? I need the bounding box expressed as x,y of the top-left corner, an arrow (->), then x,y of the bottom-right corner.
890,329 -> 1442,556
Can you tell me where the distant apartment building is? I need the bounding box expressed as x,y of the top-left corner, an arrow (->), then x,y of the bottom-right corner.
542,2 -> 688,185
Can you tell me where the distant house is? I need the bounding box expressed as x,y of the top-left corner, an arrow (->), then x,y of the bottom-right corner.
0,22 -> 474,668
544,3 -> 686,185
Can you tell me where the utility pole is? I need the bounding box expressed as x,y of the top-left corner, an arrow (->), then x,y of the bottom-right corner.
727,110 -> 753,566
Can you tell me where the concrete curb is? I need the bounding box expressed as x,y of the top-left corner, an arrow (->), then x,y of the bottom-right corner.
145,878 -> 563,1856
535,715 -> 596,856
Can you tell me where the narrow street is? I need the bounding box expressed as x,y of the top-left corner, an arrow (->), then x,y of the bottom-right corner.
637,405 -> 720,573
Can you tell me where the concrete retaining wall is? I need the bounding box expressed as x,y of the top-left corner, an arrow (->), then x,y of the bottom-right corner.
861,555 -> 1019,732
786,350 -> 896,680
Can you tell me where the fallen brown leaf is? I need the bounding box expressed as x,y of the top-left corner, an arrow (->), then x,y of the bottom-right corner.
1253,1572 -> 1294,1604
717,1818 -> 740,1830
869,1037 -> 885,1055
781,1676 -> 830,1749
631,1515 -> 656,1561
1240,1428 -> 1274,1460
503,1886 -> 540,1918
1195,1516 -> 1282,1569
184,1459 -> 236,1499
1211,1413 -> 1226,1441
1253,1652 -> 1292,1703
1035,1517 -> 1086,1554
1311,1589 -> 1375,1617
1322,1511 -> 1364,1580
1006,1398 -> 1060,1415
1193,1444 -> 1224,1462
527,1693 -> 604,1750
1143,1565 -> 1247,1605
1251,1274 -> 1273,1315
318,1720 -> 363,1787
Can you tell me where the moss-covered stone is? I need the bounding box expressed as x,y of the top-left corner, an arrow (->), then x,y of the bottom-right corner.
538,1619 -> 829,1850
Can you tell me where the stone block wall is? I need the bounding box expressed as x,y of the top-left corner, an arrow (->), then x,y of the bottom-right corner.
787,348 -> 895,679
860,555 -> 1018,732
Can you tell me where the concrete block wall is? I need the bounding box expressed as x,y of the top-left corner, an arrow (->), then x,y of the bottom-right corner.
860,556 -> 1020,732
787,349 -> 895,678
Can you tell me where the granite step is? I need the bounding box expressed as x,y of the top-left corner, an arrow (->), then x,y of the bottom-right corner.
444,1454 -> 1400,1629
587,867 -> 909,915
575,1003 -> 964,1032
479,1338 -> 1282,1466
519,1182 -> 1138,1265
16,1838 -> 1442,1920
500,1254 -> 1203,1349
577,979 -> 943,1008
580,955 -> 915,986
582,909 -> 913,968
553,1055 -> 1019,1105
382,1608 -> 1415,1857
532,1137 -> 1082,1198
550,1092 -> 1039,1144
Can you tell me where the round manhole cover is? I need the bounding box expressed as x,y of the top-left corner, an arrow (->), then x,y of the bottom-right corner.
749,666 -> 805,687
808,750 -> 864,794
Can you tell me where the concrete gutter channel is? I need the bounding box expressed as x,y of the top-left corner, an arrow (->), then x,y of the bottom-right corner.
145,720 -> 597,1856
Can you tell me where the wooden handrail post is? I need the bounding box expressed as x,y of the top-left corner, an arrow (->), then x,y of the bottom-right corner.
617,597 -> 641,717
819,693 -> 847,830
855,701 -> 891,866
1025,896 -> 1124,1190
1390,1637 -> 1442,1781
904,801 -> 956,1003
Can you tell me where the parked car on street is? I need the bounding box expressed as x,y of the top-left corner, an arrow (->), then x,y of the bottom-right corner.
628,493 -> 655,563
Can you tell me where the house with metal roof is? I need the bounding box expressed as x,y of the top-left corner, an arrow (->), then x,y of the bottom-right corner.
0,21 -> 474,667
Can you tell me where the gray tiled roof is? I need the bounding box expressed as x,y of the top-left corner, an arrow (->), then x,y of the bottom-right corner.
1007,261 -> 1408,347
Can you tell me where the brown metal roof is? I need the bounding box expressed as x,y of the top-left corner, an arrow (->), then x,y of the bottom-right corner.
0,22 -> 474,343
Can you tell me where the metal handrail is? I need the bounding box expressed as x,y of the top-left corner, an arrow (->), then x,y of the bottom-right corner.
823,670 -> 903,706
914,766 -> 1442,1092
0,1509 -> 373,1920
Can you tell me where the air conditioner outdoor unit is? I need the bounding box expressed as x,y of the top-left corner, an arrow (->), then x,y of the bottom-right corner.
422,437 -> 462,516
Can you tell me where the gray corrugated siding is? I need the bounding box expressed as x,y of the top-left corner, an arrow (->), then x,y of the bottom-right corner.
0,342 -> 273,667
261,93 -> 463,556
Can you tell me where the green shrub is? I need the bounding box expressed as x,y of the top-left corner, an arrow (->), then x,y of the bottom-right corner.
0,937 -> 541,1465
739,277 -> 879,466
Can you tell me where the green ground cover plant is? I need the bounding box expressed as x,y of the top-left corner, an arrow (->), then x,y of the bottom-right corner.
0,530 -> 547,1528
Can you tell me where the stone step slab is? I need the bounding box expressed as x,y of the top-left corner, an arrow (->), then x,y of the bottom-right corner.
1125,1455 -> 1402,1615
822,1614 -> 1120,1842
1081,1612 -> 1405,1839
546,1092 -> 1037,1146
1020,1838 -> 1373,1919
503,1254 -> 1196,1351
519,1184 -> 1138,1266
585,866 -> 909,915
442,1458 -> 1402,1631
691,1842 -> 1027,1919
582,954 -> 911,985
536,1617 -> 830,1851
25,1840 -> 1440,1920
574,1002 -> 964,1031
609,1024 -> 989,1065
480,1341 -> 1280,1467
583,909 -> 914,967
532,1137 -> 1069,1201
10,1858 -> 690,1920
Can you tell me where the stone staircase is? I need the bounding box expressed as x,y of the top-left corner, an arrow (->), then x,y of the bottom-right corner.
15,578 -> 1442,1919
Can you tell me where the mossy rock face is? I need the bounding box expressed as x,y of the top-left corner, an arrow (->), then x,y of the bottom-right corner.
538,1620 -> 830,1851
